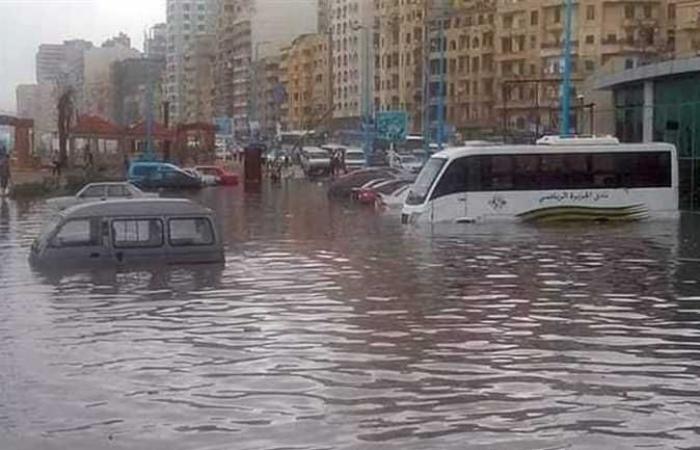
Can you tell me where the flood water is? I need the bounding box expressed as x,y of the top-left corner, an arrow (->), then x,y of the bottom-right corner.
2,180 -> 700,449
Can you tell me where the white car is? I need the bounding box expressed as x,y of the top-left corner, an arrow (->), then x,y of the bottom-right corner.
184,168 -> 217,186
344,147 -> 367,171
46,182 -> 157,210
389,153 -> 424,174
301,147 -> 331,176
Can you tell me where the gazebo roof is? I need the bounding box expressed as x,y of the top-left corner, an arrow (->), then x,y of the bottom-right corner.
127,120 -> 174,140
71,115 -> 124,137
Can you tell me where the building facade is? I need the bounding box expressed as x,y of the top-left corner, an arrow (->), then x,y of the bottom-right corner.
145,23 -> 168,60
81,42 -> 141,120
166,0 -> 219,123
216,0 -> 317,138
35,39 -> 93,87
329,0 -> 375,126
375,0 -> 427,134
285,34 -> 331,131
16,84 -> 57,134
111,57 -> 166,127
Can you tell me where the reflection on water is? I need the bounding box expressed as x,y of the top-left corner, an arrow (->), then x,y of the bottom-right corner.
2,181 -> 700,449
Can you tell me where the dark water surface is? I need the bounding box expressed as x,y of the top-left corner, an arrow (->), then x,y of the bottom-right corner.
2,181 -> 700,449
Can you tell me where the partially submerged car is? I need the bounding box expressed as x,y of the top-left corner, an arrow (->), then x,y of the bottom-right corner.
47,182 -> 157,210
30,199 -> 224,268
195,166 -> 240,186
128,162 -> 203,189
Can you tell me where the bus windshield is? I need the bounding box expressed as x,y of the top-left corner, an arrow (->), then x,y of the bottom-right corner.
406,158 -> 447,205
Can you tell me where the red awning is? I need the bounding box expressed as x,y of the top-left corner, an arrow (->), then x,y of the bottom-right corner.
71,115 -> 124,137
127,120 -> 174,140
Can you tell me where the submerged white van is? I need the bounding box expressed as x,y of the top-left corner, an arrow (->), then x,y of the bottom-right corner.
30,199 -> 224,267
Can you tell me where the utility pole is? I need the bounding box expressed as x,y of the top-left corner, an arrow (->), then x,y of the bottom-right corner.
353,23 -> 373,164
560,0 -> 574,136
436,12 -> 447,152
250,41 -> 270,142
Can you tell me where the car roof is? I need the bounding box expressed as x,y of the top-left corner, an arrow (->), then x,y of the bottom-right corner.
62,199 -> 213,219
83,182 -> 135,188
131,161 -> 176,167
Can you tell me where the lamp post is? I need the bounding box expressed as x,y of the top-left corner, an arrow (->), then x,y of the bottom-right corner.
560,0 -> 574,136
250,40 -> 271,142
351,22 -> 374,165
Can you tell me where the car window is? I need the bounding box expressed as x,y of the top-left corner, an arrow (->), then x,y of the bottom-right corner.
80,185 -> 104,198
169,218 -> 215,247
51,219 -> 101,247
106,185 -> 128,197
112,219 -> 164,248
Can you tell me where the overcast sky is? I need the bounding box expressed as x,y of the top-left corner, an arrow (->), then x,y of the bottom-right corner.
0,0 -> 166,113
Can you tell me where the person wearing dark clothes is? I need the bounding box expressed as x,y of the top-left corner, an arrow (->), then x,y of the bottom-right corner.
0,147 -> 11,196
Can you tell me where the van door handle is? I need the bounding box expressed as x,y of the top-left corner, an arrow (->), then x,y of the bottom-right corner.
90,252 -> 100,258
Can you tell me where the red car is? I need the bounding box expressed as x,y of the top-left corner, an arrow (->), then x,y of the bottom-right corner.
195,166 -> 239,186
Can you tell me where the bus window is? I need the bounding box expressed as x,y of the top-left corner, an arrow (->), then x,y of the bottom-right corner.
513,155 -> 539,190
592,154 -> 618,187
490,155 -> 514,190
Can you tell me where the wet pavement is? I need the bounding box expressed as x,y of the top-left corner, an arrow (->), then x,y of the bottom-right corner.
2,179 -> 700,449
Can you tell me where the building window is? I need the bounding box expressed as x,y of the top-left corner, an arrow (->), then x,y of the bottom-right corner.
554,7 -> 561,23
586,5 -> 595,21
530,11 -> 538,26
585,35 -> 594,44
625,4 -> 635,19
668,4 -> 676,20
644,4 -> 652,19
585,60 -> 595,71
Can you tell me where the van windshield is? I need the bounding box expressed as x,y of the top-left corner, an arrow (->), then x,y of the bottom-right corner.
406,158 -> 447,205
38,214 -> 62,242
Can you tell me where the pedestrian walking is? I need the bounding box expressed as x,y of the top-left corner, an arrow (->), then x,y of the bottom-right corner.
0,146 -> 11,197
123,154 -> 131,178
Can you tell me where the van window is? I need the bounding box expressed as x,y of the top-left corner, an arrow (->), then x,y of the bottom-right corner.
112,219 -> 164,248
169,218 -> 214,246
52,219 -> 100,247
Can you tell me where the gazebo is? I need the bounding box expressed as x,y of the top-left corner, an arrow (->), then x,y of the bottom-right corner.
69,115 -> 126,166
126,120 -> 175,160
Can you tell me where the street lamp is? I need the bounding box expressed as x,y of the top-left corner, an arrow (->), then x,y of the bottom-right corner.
250,40 -> 272,142
351,21 -> 373,165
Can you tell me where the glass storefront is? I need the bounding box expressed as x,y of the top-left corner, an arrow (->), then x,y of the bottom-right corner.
615,75 -> 700,210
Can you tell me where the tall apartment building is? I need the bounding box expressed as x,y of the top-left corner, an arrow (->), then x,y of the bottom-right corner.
285,33 -> 331,130
670,0 -> 700,57
329,0 -> 375,126
145,23 -> 168,60
419,0 -> 674,139
166,0 -> 219,123
217,0 -> 317,137
375,0 -> 426,133
111,58 -> 166,126
82,41 -> 141,119
256,55 -> 284,137
36,39 -> 93,87
16,84 -> 57,134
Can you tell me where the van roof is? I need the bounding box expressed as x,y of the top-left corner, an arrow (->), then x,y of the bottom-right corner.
62,198 -> 213,219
